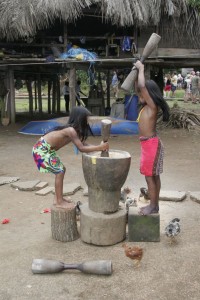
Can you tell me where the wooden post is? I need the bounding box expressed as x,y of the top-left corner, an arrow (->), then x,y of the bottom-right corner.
8,68 -> 15,124
144,64 -> 151,80
26,79 -> 33,116
34,80 -> 38,111
52,77 -> 57,114
69,64 -> 76,109
47,80 -> 52,114
134,26 -> 138,54
38,74 -> 42,116
51,204 -> 79,242
106,70 -> 110,108
56,75 -> 60,113
63,22 -> 68,51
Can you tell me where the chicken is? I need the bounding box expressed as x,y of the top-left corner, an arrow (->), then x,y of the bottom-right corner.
75,201 -> 82,220
139,187 -> 149,200
120,186 -> 131,202
122,243 -> 143,267
125,198 -> 137,211
165,218 -> 180,244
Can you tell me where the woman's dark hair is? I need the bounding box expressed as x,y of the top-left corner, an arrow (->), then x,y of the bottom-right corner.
145,80 -> 170,121
45,107 -> 93,140
67,106 -> 93,141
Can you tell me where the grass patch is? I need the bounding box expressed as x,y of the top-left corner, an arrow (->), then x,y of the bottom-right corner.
14,88 -> 200,114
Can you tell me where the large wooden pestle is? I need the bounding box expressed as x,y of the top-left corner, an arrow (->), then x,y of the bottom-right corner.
101,119 -> 112,157
121,33 -> 161,92
32,259 -> 113,275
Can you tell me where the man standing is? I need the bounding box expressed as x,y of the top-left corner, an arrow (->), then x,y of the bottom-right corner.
111,70 -> 119,99
191,71 -> 200,104
63,81 -> 70,113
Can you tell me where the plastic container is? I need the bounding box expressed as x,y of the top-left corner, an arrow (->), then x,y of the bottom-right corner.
124,95 -> 139,121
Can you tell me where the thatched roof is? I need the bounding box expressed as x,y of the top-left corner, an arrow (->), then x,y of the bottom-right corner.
0,0 -> 199,42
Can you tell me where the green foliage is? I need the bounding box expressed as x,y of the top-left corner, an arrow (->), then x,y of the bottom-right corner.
76,70 -> 89,94
76,70 -> 88,84
163,68 -> 182,75
172,101 -> 179,108
188,0 -> 200,9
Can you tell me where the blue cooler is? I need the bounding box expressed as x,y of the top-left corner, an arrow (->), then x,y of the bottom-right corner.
124,95 -> 139,121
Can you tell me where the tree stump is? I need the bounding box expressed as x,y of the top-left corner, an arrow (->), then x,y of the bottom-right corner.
51,204 -> 79,242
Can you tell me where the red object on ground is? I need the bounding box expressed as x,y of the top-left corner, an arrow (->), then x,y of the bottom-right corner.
1,218 -> 10,224
42,208 -> 51,213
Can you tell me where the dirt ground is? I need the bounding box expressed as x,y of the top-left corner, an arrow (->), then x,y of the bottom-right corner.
0,122 -> 200,300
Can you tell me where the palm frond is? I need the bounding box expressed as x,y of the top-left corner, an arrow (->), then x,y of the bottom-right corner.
0,0 -> 200,44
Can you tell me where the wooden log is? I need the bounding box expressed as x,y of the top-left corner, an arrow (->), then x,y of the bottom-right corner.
51,204 -> 79,242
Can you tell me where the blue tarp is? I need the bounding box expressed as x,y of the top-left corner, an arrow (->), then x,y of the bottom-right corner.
18,117 -> 139,136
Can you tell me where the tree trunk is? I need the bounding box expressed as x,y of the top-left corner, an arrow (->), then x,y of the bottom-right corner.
51,204 -> 79,242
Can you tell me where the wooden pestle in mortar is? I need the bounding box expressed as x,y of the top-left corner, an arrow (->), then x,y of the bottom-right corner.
101,119 -> 112,157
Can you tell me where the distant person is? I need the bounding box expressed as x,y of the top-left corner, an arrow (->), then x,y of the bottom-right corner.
191,72 -> 200,104
177,74 -> 183,89
76,80 -> 87,106
196,71 -> 200,100
134,61 -> 170,215
63,81 -> 70,113
163,74 -> 171,98
170,72 -> 178,97
171,72 -> 178,96
32,107 -> 109,209
183,74 -> 192,103
111,70 -> 119,99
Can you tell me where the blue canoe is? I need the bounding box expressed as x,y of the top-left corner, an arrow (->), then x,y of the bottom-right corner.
18,116 -> 139,136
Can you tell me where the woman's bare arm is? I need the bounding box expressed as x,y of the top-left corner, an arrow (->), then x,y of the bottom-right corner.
66,127 -> 109,153
134,61 -> 156,110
